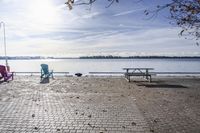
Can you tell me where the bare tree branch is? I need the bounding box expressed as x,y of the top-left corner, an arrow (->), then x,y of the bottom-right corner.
146,0 -> 200,43
65,0 -> 200,44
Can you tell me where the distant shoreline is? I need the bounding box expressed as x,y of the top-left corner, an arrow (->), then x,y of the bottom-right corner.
0,56 -> 200,60
79,56 -> 200,59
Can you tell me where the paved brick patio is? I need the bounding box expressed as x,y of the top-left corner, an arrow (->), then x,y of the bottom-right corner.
0,76 -> 150,133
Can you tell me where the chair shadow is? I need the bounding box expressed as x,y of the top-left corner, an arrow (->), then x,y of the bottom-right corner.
0,80 -> 11,84
0,81 -> 4,84
40,77 -> 50,84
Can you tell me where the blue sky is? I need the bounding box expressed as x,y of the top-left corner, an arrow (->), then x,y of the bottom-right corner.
0,0 -> 199,57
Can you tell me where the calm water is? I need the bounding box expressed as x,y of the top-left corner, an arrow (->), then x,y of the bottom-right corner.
0,58 -> 200,74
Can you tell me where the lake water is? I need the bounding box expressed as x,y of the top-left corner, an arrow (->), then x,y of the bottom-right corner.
0,58 -> 200,75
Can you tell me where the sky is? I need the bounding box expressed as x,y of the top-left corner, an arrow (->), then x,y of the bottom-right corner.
0,0 -> 199,57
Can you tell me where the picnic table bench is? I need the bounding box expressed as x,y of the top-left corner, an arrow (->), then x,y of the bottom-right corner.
123,68 -> 154,82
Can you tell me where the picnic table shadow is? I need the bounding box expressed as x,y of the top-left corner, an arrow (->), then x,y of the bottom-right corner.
136,81 -> 187,88
135,81 -> 188,88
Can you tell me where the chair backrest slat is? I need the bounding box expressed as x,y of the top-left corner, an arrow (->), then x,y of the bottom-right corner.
41,64 -> 49,74
0,65 -> 7,76
0,65 -> 13,81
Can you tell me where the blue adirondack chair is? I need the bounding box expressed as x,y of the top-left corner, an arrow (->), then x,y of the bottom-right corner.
40,64 -> 53,79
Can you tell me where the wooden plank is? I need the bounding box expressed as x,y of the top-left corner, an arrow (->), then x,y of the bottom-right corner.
89,72 -> 124,74
125,72 -> 147,76
122,68 -> 154,70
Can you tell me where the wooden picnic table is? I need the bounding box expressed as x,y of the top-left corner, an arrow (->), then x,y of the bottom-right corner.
123,68 -> 154,82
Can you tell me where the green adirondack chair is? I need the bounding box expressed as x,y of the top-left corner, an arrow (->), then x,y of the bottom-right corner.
40,64 -> 53,79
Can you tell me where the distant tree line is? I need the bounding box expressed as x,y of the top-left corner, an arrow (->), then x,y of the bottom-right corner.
79,55 -> 200,59
0,56 -> 45,60
0,56 -> 200,60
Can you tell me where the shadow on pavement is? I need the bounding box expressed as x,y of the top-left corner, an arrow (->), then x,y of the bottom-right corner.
40,77 -> 50,84
137,83 -> 187,88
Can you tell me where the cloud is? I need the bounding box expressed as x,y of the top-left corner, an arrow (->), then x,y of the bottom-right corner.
80,12 -> 101,19
113,8 -> 145,17
0,0 -> 199,57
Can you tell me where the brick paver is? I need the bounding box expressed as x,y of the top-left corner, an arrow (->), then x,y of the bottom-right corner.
0,76 -> 150,133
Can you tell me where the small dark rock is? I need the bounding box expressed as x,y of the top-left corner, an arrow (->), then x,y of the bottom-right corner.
34,127 -> 38,130
88,115 -> 92,118
131,122 -> 136,126
81,113 -> 84,116
102,109 -> 107,112
153,119 -> 158,123
32,114 -> 35,118
88,123 -> 95,128
150,129 -> 154,132
57,129 -> 61,131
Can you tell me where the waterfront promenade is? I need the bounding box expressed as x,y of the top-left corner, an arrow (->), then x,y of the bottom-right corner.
0,76 -> 200,133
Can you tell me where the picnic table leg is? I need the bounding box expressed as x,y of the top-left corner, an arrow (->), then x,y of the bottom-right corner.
128,75 -> 130,82
149,75 -> 152,82
125,74 -> 130,82
146,69 -> 149,80
124,69 -> 130,82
